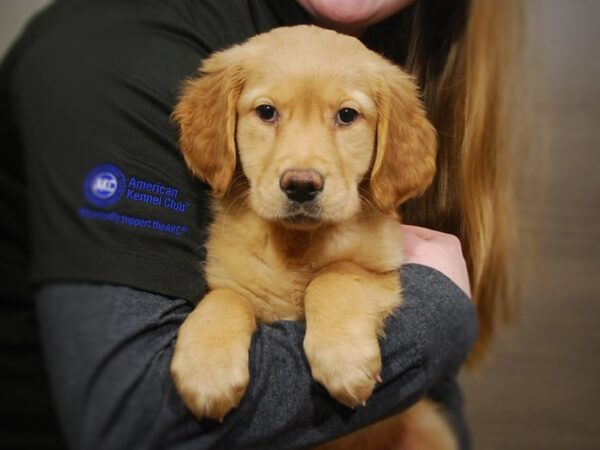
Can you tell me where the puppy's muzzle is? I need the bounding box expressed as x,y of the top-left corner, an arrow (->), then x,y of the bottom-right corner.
280,169 -> 324,203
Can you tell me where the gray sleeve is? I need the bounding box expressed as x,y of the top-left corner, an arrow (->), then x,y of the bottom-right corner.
35,264 -> 477,450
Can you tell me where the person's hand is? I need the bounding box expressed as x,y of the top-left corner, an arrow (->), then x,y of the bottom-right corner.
401,224 -> 472,298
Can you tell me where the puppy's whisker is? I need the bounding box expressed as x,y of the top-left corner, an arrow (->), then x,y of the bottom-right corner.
358,187 -> 377,212
359,194 -> 375,211
224,189 -> 250,215
230,173 -> 248,186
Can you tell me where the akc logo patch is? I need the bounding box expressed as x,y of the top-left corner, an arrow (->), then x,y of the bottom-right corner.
83,164 -> 126,208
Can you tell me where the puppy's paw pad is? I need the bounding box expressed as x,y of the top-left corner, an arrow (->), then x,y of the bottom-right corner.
304,332 -> 381,408
171,343 -> 250,421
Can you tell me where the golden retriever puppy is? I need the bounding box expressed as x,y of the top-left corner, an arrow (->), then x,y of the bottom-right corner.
171,25 -> 454,450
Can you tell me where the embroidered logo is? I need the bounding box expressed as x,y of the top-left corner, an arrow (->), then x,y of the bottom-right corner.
80,163 -> 191,237
83,164 -> 126,208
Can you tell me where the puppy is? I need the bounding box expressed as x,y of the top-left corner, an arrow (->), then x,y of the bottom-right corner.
172,25 -> 455,450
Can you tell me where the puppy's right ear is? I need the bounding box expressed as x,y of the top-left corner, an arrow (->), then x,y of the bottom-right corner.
370,66 -> 437,214
173,51 -> 245,197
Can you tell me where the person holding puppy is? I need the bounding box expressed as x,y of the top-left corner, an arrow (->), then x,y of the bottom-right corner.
0,0 -> 519,448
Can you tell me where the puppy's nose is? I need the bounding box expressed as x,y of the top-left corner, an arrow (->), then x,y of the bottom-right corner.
280,169 -> 324,203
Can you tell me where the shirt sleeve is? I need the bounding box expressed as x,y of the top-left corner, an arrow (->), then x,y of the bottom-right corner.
9,0 -> 289,302
35,264 -> 477,450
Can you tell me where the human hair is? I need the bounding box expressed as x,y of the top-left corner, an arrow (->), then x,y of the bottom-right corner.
385,0 -> 525,362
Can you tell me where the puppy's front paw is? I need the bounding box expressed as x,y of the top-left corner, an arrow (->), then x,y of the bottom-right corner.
304,327 -> 381,408
171,338 -> 250,421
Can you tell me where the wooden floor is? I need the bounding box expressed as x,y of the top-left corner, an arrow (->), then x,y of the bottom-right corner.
460,1 -> 600,449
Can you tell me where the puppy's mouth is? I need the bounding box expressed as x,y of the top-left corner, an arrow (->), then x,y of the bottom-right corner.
286,213 -> 319,224
279,202 -> 323,227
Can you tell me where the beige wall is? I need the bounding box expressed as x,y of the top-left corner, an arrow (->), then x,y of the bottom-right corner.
0,0 -> 51,58
461,1 -> 600,449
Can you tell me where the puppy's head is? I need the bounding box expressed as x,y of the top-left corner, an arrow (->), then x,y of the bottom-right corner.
174,26 -> 436,228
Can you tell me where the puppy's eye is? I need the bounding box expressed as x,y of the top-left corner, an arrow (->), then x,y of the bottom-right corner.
256,104 -> 278,122
336,108 -> 359,125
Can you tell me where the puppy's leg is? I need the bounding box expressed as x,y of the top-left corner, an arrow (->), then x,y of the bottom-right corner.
315,400 -> 458,450
304,261 -> 400,408
390,400 -> 458,450
171,289 -> 255,421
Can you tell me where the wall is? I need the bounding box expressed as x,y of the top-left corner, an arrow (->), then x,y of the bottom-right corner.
461,1 -> 600,449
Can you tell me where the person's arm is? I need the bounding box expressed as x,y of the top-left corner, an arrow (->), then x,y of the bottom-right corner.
36,264 -> 476,450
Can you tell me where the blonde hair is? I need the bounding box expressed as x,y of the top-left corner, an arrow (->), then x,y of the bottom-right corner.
402,0 -> 524,362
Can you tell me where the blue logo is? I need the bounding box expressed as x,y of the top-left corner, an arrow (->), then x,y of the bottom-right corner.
84,164 -> 126,207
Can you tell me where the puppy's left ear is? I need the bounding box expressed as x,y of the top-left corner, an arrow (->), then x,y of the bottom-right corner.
173,49 -> 246,198
370,66 -> 437,214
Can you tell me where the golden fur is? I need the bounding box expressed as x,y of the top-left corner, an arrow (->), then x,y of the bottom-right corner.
171,25 -> 454,449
